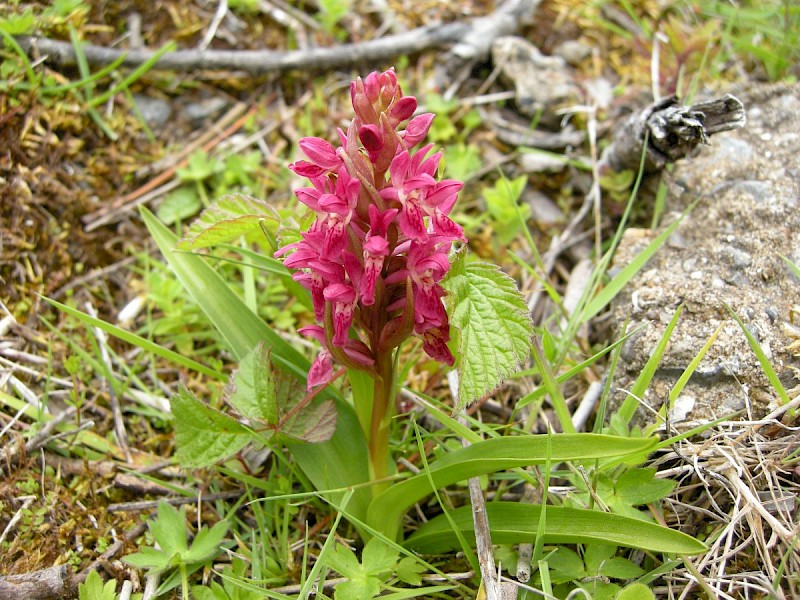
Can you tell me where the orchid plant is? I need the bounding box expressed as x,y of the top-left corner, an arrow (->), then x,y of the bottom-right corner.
135,69 -> 705,558
275,69 -> 464,484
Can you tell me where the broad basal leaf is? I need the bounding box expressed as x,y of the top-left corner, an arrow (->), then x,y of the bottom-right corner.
405,503 -> 707,555
443,252 -> 533,407
171,387 -> 254,468
224,342 -> 277,424
177,194 -> 279,250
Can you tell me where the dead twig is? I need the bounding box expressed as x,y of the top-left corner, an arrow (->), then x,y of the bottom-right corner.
16,0 -> 535,74
0,565 -> 70,600
600,94 -> 746,174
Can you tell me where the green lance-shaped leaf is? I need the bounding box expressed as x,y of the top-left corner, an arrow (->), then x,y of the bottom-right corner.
405,503 -> 707,555
443,252 -> 533,407
225,342 -> 278,424
366,434 -> 657,539
177,194 -> 280,251
171,387 -> 256,468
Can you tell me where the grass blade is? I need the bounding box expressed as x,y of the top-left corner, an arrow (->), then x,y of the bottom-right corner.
727,304 -> 790,405
617,305 -> 684,426
43,297 -> 225,381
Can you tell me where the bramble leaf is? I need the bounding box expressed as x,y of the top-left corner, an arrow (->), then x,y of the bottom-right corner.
171,387 -> 254,468
177,194 -> 279,250
443,252 -> 533,407
225,342 -> 277,424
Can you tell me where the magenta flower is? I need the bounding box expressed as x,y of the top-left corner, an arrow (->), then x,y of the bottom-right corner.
277,68 -> 465,390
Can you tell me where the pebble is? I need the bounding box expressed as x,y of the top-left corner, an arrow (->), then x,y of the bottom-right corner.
132,94 -> 172,128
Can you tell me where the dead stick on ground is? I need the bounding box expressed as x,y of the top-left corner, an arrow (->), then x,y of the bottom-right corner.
16,0 -> 535,74
449,372 -> 517,600
85,301 -> 131,463
600,94 -> 746,174
0,565 -> 70,600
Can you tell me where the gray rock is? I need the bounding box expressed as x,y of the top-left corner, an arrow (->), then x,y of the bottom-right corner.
524,189 -> 564,226
608,84 -> 800,424
132,94 -> 172,128
553,39 -> 592,66
183,97 -> 229,125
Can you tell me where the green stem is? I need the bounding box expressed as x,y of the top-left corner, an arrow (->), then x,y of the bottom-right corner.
368,350 -> 395,492
180,562 -> 189,600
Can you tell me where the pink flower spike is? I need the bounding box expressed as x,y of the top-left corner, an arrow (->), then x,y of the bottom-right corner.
341,339 -> 375,367
324,283 -> 357,346
306,349 -> 334,390
299,137 -> 341,171
298,324 -> 326,344
402,113 -> 435,147
363,72 -> 381,102
398,196 -> 428,241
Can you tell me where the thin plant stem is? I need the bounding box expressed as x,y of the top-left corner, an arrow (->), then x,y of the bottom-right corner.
368,350 -> 395,492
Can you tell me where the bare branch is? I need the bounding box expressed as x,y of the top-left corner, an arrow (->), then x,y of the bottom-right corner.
15,0 -> 537,74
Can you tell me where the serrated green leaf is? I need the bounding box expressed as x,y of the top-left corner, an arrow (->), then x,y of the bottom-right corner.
584,543 -> 617,574
546,547 -> 587,583
177,194 -> 279,250
122,545 -> 171,572
482,175 -> 530,244
225,342 -> 277,424
157,187 -> 202,225
334,578 -> 381,600
443,253 -> 533,406
279,398 -> 337,443
326,544 -> 363,578
172,388 -> 253,468
79,570 -> 117,600
0,10 -> 35,35
191,582 -> 229,600
177,150 -> 224,182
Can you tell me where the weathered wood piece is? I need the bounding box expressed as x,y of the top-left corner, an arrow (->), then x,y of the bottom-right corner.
0,565 -> 70,600
601,94 -> 746,174
15,0 -> 536,75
